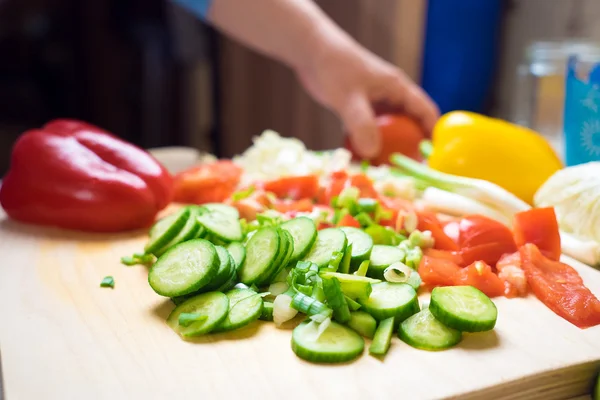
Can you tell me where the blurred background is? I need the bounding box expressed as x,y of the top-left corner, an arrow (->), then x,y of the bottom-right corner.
1,0 -> 600,174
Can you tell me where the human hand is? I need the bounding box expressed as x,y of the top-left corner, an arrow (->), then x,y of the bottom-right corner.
295,35 -> 440,159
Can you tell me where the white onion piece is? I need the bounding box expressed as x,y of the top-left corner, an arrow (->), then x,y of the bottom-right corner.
384,262 -> 412,283
273,294 -> 298,327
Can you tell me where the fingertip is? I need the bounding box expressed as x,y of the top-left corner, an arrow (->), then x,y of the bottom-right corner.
341,94 -> 381,159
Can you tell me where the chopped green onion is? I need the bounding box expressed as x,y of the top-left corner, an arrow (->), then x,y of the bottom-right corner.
291,292 -> 332,317
355,212 -> 375,227
374,205 -> 393,224
408,230 -> 434,248
337,187 -> 360,212
322,277 -> 351,323
231,185 -> 255,201
345,295 -> 362,311
256,211 -> 283,226
365,225 -> 406,246
383,262 -> 411,283
419,140 -> 433,159
357,198 -> 378,213
338,244 -> 353,274
260,302 -> 274,321
354,260 -> 370,277
320,272 -> 374,302
120,253 -> 154,266
405,247 -> 423,270
311,283 -> 327,303
178,312 -> 208,327
328,251 -> 344,271
100,276 -> 115,288
406,271 -> 423,291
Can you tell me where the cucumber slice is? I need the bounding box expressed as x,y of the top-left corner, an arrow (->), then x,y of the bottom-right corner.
340,227 -> 374,265
292,320 -> 365,363
155,207 -> 202,257
320,272 -> 379,302
280,217 -> 318,262
368,245 -> 405,280
265,229 -> 295,284
203,246 -> 234,291
197,207 -> 243,242
398,308 -> 462,351
215,288 -> 263,332
302,228 -> 347,268
358,282 -> 419,322
347,311 -> 377,339
144,208 -> 190,255
226,242 -> 246,271
338,243 -> 353,274
369,316 -> 394,356
148,239 -> 219,297
429,286 -> 498,332
238,227 -> 280,285
256,228 -> 290,286
167,291 -> 229,337
201,203 -> 240,219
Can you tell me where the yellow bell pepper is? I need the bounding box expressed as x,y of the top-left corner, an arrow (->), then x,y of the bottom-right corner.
427,111 -> 563,204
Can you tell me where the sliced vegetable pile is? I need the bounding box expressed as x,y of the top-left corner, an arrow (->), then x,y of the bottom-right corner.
123,203 -> 499,363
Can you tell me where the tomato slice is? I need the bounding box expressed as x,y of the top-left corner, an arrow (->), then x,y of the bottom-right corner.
452,261 -> 505,298
349,173 -> 379,199
417,212 -> 460,251
273,198 -> 315,213
519,243 -> 600,328
454,215 -> 517,266
173,160 -> 242,204
336,214 -> 361,228
261,175 -> 320,200
317,171 -> 349,205
514,207 -> 561,261
423,248 -> 464,265
418,255 -> 461,287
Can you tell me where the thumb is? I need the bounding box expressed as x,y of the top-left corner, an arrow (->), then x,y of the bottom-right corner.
339,93 -> 381,159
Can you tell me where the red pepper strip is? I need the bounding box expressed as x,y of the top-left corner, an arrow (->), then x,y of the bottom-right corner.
513,207 -> 562,261
261,175 -> 320,201
0,120 -> 173,232
520,243 -> 600,329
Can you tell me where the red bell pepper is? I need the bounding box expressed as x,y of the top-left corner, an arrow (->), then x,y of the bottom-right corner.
0,119 -> 173,232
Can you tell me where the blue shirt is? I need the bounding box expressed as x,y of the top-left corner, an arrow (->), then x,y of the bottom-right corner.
172,0 -> 214,20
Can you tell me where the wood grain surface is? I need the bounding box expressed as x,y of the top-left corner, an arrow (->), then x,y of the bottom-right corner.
0,210 -> 599,400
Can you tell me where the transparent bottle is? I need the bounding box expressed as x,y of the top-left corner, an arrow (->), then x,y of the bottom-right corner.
513,40 -> 600,161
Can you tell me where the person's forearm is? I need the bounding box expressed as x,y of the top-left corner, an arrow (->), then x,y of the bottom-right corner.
206,0 -> 356,73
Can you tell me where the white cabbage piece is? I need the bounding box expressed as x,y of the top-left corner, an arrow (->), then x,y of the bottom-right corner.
534,162 -> 600,243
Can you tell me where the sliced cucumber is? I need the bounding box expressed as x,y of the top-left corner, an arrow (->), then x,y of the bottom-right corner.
260,301 -> 274,321
197,207 -> 243,242
167,291 -> 229,337
238,227 -> 280,285
155,207 -> 202,257
398,308 -> 462,351
358,282 -> 419,322
429,286 -> 498,332
320,272 -> 379,302
216,256 -> 238,292
265,229 -> 295,284
280,217 -> 318,262
203,246 -> 234,291
340,227 -> 374,266
368,245 -> 405,280
144,208 -> 190,255
148,239 -> 218,297
302,228 -> 348,268
347,311 -> 377,339
215,288 -> 264,332
257,228 -> 289,286
369,316 -> 394,356
338,243 -> 353,274
226,242 -> 246,271
292,320 -> 364,363
201,203 -> 239,219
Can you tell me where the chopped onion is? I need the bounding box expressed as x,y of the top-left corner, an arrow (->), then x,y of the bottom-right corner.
273,294 -> 298,327
268,282 -> 289,296
384,262 -> 412,283
234,283 -> 250,290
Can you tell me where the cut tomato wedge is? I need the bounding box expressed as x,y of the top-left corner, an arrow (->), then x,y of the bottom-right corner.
274,198 -> 315,214
349,173 -> 379,199
317,171 -> 349,206
514,207 -> 562,261
418,255 -> 461,287
417,212 -> 460,251
453,261 -> 505,298
423,248 -> 464,265
173,160 -> 242,204
519,243 -> 600,328
452,215 -> 517,266
261,175 -> 320,200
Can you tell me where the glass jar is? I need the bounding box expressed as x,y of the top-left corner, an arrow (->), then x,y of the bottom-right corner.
513,40 -> 600,161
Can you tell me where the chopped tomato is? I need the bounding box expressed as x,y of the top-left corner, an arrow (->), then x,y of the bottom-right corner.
261,175 -> 320,200
417,212 -> 460,251
453,261 -> 505,298
173,160 -> 242,204
274,198 -> 314,213
337,214 -> 361,228
496,252 -> 528,298
454,215 -> 517,266
317,171 -> 349,205
423,248 -> 464,265
514,207 -> 561,261
418,256 -> 461,287
349,174 -> 379,199
519,243 -> 600,329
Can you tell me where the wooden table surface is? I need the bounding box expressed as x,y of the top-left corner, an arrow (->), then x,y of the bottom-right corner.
0,212 -> 599,400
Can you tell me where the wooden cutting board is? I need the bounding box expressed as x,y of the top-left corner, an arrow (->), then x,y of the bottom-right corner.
0,210 -> 599,400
